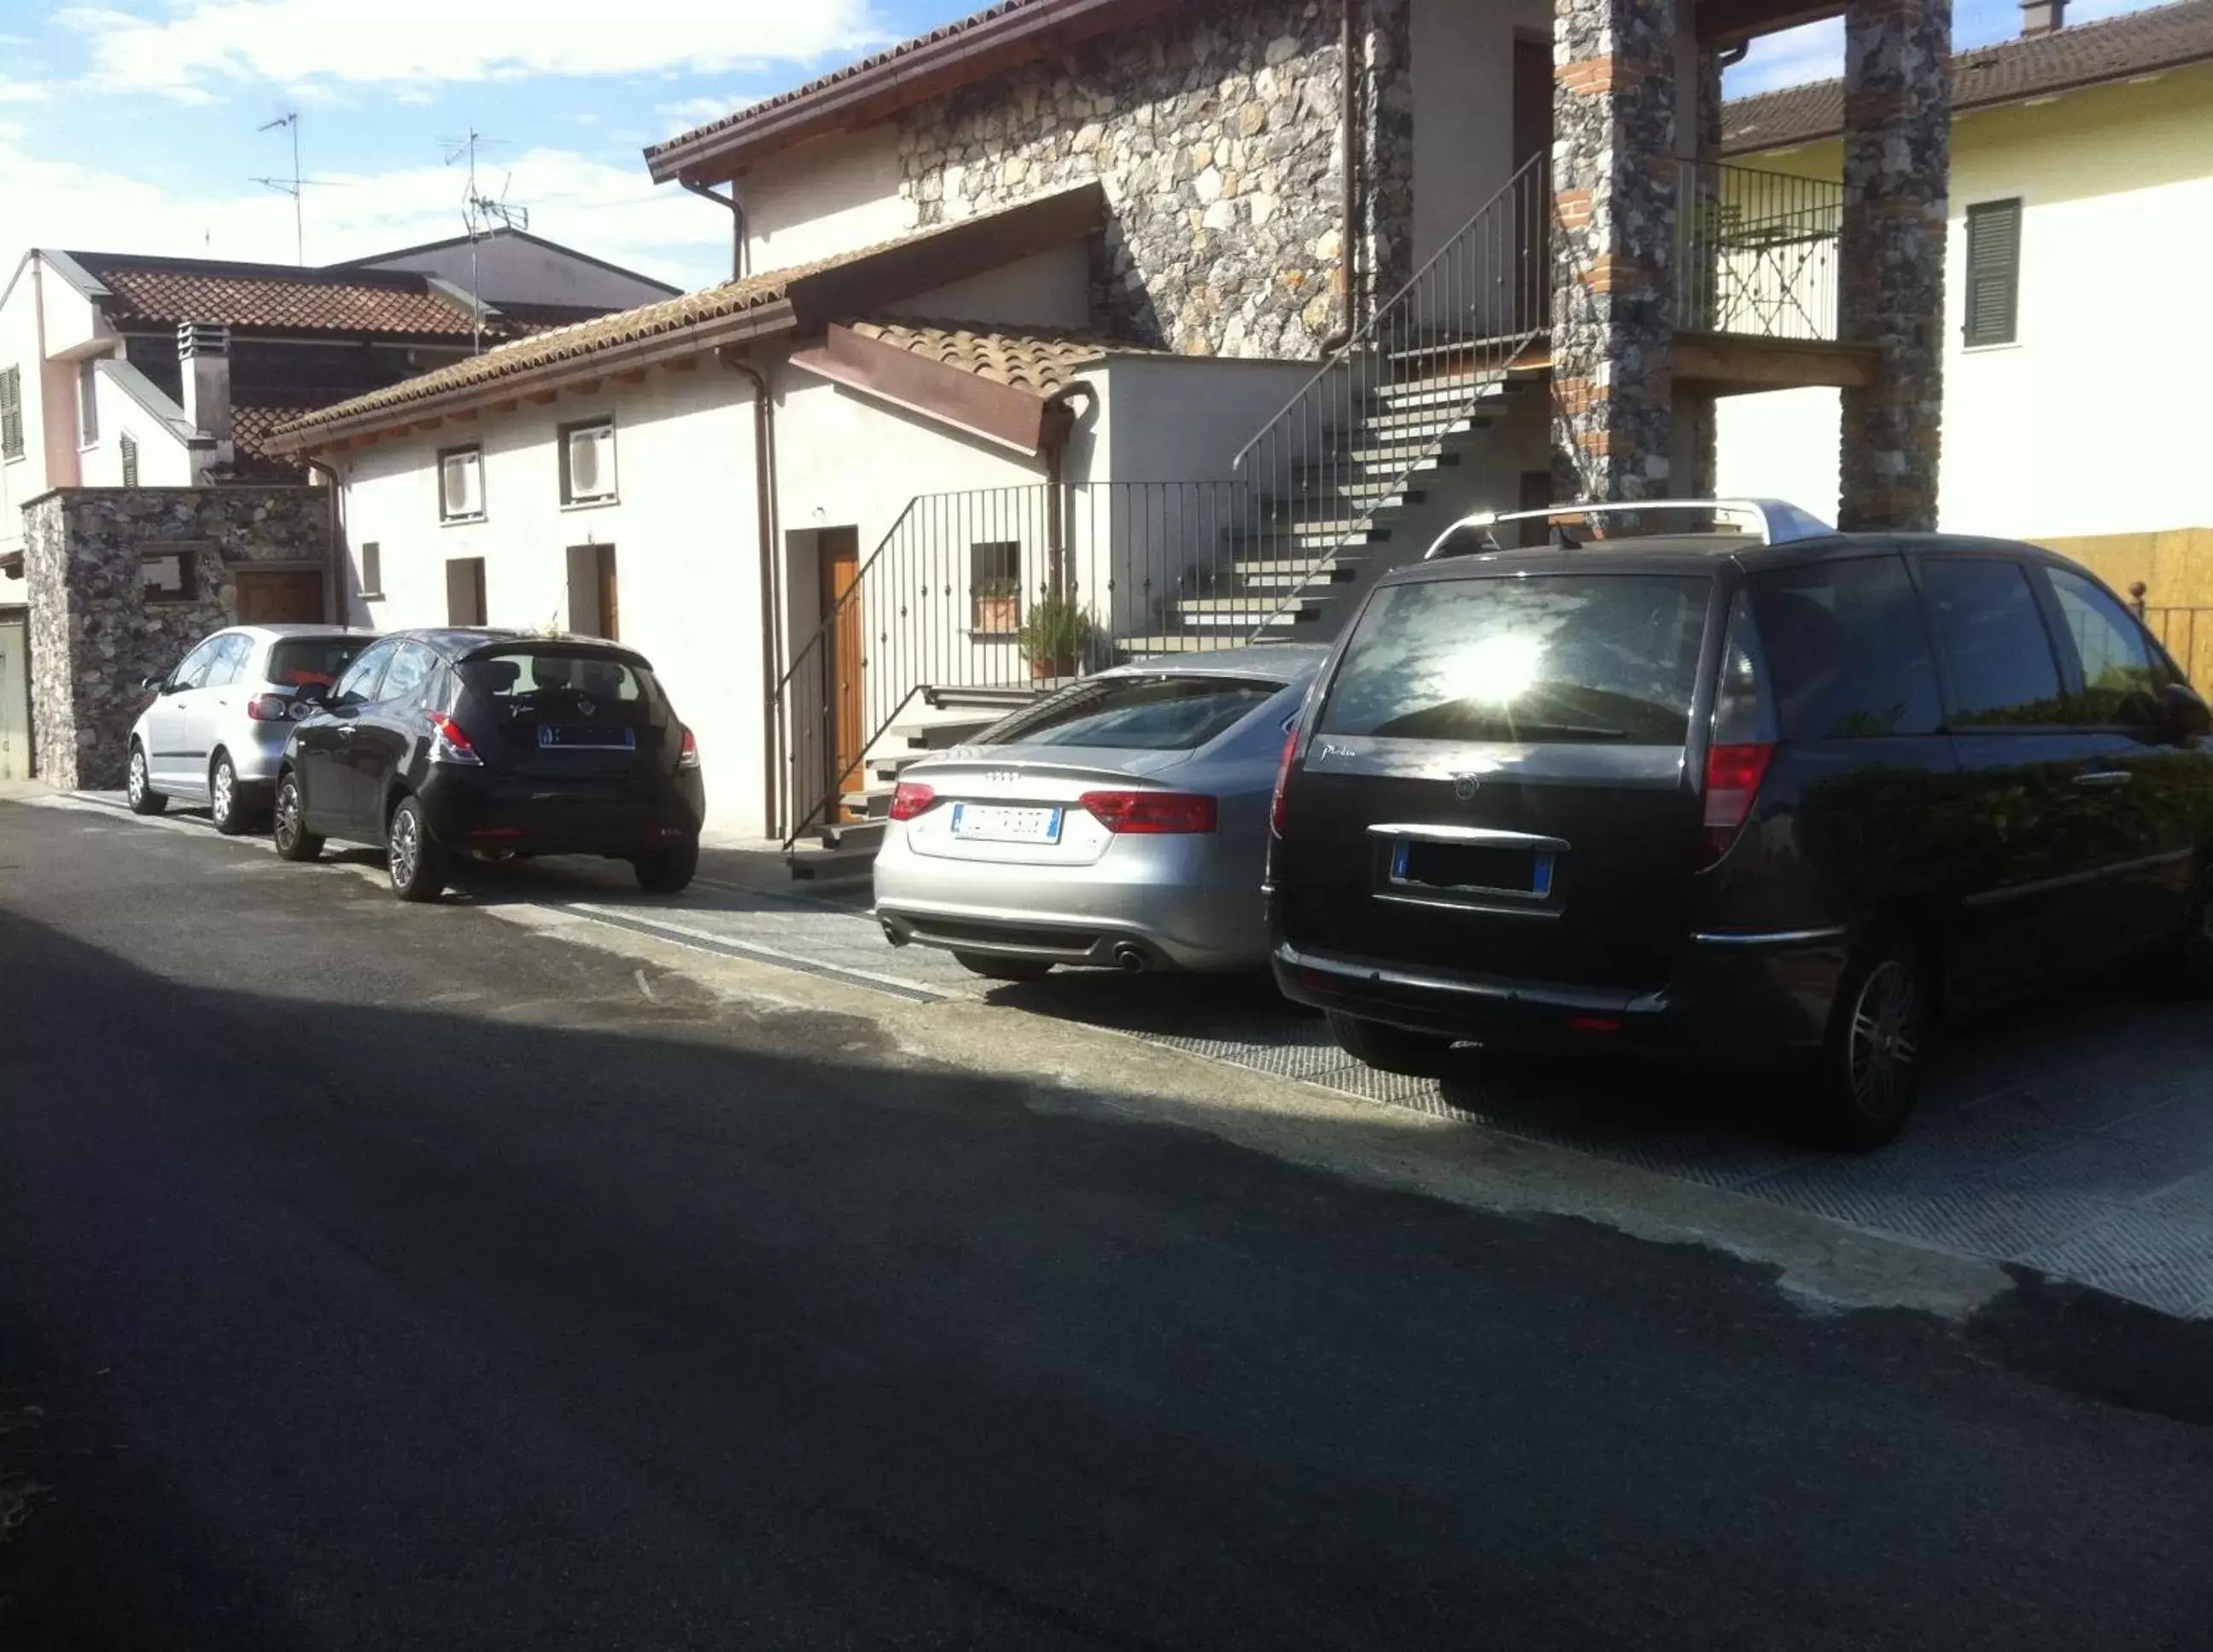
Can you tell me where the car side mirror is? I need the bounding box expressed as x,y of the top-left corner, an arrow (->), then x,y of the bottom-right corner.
292,681 -> 330,710
141,674 -> 168,694
2160,681 -> 2211,741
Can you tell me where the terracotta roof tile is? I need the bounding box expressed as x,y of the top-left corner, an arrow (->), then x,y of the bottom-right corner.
846,319 -> 1157,392
1723,0 -> 2213,153
70,254 -> 479,337
272,190 -> 1103,443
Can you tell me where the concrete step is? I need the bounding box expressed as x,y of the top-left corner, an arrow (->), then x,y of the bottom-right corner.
1115,633 -> 1301,657
814,817 -> 885,855
1226,521 -> 1391,556
786,841 -> 879,881
1170,598 -> 1328,630
1295,445 -> 1463,477
1369,375 -> 1512,415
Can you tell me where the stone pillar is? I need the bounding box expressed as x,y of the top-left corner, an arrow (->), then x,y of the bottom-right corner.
1837,0 -> 1951,530
1550,0 -> 1679,505
1359,0 -> 1416,315
1680,44 -> 1724,498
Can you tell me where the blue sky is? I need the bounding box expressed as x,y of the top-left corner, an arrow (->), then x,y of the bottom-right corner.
0,0 -> 2168,293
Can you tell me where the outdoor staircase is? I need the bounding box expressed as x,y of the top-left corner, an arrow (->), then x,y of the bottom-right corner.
1118,358 -> 1533,657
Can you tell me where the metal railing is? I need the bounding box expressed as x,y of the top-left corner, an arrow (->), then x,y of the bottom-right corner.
1675,160 -> 1842,341
774,480 -> 1279,846
1229,154 -> 1551,637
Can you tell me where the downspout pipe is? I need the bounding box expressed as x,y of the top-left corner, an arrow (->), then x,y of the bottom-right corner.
1322,0 -> 1361,353
683,178 -> 749,281
301,454 -> 344,626
723,354 -> 780,837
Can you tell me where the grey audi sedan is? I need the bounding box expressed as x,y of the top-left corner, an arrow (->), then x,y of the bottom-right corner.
874,646 -> 1324,979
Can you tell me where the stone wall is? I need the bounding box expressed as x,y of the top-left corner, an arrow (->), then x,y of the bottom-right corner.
1838,0 -> 1951,531
1549,0 -> 1679,503
897,0 -> 1413,359
23,487 -> 331,790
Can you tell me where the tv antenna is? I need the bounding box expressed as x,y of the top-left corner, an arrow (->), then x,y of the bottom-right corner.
250,111 -> 322,265
442,129 -> 531,353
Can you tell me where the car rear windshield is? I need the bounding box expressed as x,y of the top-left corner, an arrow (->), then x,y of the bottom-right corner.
266,637 -> 368,689
982,674 -> 1283,750
459,650 -> 658,710
1318,573 -> 1711,745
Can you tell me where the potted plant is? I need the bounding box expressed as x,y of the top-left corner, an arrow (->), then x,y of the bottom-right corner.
1018,593 -> 1094,681
972,576 -> 1021,636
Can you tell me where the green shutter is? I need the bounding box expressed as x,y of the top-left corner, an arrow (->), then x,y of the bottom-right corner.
0,366 -> 21,460
1965,199 -> 2022,347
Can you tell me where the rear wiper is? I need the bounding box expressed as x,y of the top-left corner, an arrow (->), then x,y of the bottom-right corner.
1492,721 -> 1629,742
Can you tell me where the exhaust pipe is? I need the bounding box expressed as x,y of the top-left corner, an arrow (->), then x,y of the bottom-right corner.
1112,943 -> 1149,974
881,921 -> 909,948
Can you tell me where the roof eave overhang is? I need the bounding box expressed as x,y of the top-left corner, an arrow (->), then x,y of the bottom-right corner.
790,322 -> 1077,455
645,0 -> 1183,185
267,298 -> 801,455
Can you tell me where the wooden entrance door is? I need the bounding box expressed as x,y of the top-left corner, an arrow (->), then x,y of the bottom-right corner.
819,528 -> 864,816
1511,36 -> 1552,329
235,569 -> 324,624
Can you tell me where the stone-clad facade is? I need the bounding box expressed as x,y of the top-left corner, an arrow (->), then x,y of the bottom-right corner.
1549,0 -> 1679,504
23,487 -> 330,790
1838,0 -> 1952,531
897,0 -> 1413,359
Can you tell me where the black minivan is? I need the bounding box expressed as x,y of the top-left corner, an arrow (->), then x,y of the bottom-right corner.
275,628 -> 705,902
1269,512 -> 2213,1147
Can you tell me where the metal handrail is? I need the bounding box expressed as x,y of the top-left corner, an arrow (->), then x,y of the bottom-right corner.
1229,154 -> 1550,641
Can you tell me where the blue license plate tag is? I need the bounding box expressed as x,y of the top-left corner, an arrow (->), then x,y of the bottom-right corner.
949,803 -> 1063,844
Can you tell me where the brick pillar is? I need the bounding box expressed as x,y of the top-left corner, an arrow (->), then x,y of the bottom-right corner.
1550,0 -> 1678,505
1837,0 -> 1951,530
1680,45 -> 1724,497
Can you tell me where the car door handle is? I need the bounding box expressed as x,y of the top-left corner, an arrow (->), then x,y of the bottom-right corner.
2073,769 -> 2132,788
336,726 -> 358,739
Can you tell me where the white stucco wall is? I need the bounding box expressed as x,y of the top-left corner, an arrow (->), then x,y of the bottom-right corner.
902,245 -> 1094,330
740,127 -> 918,277
1716,67 -> 2213,539
1411,0 -> 1552,267
353,234 -> 678,309
336,366 -> 768,833
0,256 -> 50,574
77,362 -> 196,487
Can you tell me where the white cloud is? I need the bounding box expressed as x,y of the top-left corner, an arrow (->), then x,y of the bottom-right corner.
0,79 -> 53,103
1726,19 -> 1844,97
61,0 -> 889,98
0,125 -> 732,290
656,92 -> 759,132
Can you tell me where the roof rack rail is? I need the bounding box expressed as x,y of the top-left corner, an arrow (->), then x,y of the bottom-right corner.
1423,498 -> 1835,559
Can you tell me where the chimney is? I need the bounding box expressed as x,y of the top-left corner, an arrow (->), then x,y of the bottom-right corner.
178,321 -> 233,477
2021,0 -> 2064,35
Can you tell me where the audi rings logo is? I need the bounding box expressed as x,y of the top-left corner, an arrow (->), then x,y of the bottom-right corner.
1452,773 -> 1484,803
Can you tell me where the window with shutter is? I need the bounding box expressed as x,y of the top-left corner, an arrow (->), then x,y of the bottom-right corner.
78,359 -> 98,446
1,366 -> 23,460
439,445 -> 484,521
1964,198 -> 2022,347
120,433 -> 139,487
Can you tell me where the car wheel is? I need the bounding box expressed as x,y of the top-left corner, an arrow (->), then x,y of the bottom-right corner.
1813,938 -> 1929,1151
1324,1011 -> 1457,1077
386,796 -> 449,903
126,744 -> 166,815
953,952 -> 1054,984
633,838 -> 700,895
272,771 -> 324,861
208,750 -> 252,836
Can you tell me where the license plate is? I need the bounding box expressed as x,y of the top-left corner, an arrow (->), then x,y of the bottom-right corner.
1392,839 -> 1554,898
538,724 -> 636,750
950,803 -> 1062,844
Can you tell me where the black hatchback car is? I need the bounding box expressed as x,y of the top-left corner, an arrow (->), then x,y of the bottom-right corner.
1269,504 -> 2213,1147
273,628 -> 705,902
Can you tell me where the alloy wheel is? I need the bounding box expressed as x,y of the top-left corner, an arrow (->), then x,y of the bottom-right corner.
127,750 -> 148,807
1846,959 -> 1920,1118
211,760 -> 235,826
276,779 -> 301,851
389,806 -> 420,891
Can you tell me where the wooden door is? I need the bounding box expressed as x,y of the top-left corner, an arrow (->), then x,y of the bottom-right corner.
234,569 -> 324,624
1511,37 -> 1552,329
819,528 -> 864,816
595,546 -> 620,643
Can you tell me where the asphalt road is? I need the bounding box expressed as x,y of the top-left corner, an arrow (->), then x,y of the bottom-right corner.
3,797 -> 2213,1650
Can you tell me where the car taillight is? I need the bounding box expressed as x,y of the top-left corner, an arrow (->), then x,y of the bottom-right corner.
1702,742 -> 1776,861
1269,727 -> 1299,838
426,711 -> 482,767
1700,591 -> 1779,866
1080,791 -> 1218,834
889,780 -> 936,821
247,693 -> 291,721
677,727 -> 700,771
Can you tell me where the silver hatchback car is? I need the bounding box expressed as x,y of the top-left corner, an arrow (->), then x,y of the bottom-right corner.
874,646 -> 1324,979
126,625 -> 377,833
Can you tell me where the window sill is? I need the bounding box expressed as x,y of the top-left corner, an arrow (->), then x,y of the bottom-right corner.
560,496 -> 619,512
1960,340 -> 2022,355
361,590 -> 385,602
967,629 -> 1020,642
439,514 -> 486,527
